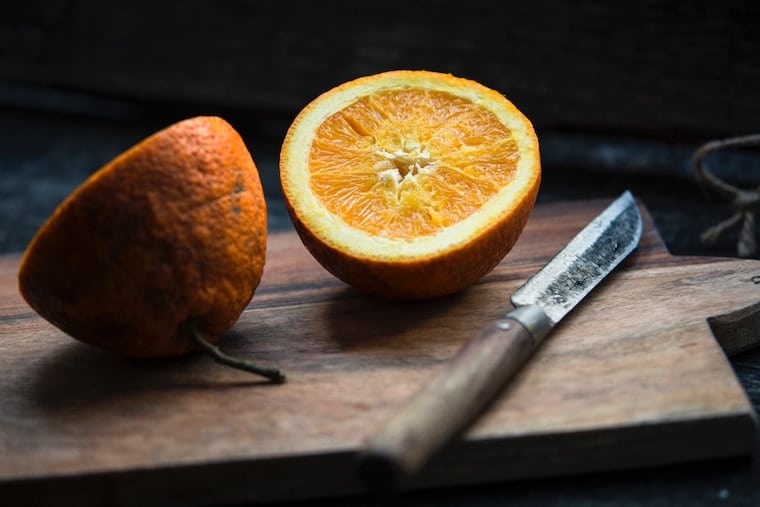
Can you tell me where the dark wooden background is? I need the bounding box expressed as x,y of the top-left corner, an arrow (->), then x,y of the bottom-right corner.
1,1 -> 760,505
3,0 -> 759,136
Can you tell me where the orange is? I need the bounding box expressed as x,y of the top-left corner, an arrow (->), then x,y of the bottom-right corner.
279,70 -> 541,299
18,116 -> 283,381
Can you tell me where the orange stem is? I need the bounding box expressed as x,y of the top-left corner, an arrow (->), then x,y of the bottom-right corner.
182,320 -> 286,383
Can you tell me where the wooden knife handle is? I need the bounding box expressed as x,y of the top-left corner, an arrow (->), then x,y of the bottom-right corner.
358,306 -> 550,492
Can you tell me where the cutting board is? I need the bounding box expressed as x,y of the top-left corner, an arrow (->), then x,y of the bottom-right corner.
1,198 -> 758,506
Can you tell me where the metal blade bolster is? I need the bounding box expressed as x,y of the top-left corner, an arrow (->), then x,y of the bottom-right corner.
510,191 -> 642,329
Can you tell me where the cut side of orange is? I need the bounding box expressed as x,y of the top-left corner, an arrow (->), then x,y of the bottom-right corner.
280,70 -> 541,299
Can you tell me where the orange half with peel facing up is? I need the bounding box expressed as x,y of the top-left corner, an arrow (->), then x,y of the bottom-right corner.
18,116 -> 283,381
280,70 -> 541,299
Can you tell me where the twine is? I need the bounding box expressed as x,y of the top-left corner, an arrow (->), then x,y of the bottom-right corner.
693,134 -> 760,257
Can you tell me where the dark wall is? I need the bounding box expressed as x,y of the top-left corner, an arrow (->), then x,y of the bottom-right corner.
2,0 -> 759,138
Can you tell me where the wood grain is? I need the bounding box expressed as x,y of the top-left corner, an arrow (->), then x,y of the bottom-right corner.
359,316 -> 537,491
0,198 -> 758,506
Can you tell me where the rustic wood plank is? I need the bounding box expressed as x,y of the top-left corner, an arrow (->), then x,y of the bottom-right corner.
0,198 -> 757,506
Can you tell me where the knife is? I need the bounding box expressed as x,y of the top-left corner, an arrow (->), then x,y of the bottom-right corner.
358,190 -> 643,491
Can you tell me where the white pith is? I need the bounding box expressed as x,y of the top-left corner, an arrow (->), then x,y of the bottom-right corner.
282,72 -> 538,261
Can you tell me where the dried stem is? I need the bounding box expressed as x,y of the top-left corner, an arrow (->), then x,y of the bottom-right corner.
182,319 -> 286,383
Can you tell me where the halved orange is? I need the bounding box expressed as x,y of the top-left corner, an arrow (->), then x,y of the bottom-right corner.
280,70 -> 541,299
18,116 -> 283,381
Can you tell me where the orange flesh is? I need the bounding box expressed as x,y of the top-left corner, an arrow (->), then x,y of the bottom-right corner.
309,89 -> 520,239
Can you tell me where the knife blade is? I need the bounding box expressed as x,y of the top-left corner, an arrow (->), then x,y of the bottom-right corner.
358,191 -> 642,492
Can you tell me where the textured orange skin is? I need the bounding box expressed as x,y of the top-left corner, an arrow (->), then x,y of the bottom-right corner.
281,71 -> 541,300
284,178 -> 538,300
18,117 -> 267,357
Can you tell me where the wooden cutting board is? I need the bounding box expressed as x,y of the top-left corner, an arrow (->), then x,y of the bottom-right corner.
1,198 -> 758,506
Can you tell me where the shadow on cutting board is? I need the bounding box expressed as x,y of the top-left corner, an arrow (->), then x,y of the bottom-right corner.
323,286 -> 469,351
28,335 -> 275,414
